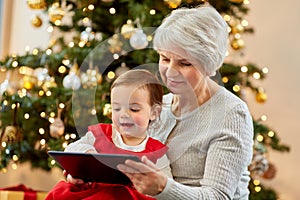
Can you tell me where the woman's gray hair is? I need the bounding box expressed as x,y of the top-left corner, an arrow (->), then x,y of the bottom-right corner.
153,5 -> 228,77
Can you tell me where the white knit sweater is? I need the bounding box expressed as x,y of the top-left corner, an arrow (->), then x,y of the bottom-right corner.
151,87 -> 253,200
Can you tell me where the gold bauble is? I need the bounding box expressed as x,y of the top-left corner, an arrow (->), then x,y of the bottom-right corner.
121,21 -> 135,39
229,0 -> 244,3
27,0 -> 46,10
108,34 -> 123,53
256,91 -> 268,103
48,3 -> 65,23
31,15 -> 43,28
164,0 -> 182,9
230,38 -> 245,50
22,75 -> 37,90
231,23 -> 244,34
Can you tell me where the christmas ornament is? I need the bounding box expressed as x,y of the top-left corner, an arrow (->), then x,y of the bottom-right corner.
0,126 -> 20,143
21,75 -> 37,90
63,72 -> 81,90
26,0 -> 46,10
115,62 -> 130,77
229,20 -> 244,34
249,151 -> 269,176
230,38 -> 245,50
81,68 -> 102,88
49,109 -> 65,138
63,62 -> 81,90
42,77 -> 57,91
121,20 -> 135,39
261,163 -> 276,179
229,0 -> 244,3
48,3 -> 65,23
108,34 -> 123,53
129,29 -> 149,50
103,103 -> 112,118
31,15 -> 43,28
164,0 -> 182,9
256,88 -> 267,103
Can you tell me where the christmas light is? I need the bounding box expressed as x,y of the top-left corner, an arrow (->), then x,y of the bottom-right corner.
255,186 -> 261,192
12,155 -> 18,161
11,163 -> 17,170
2,142 -> 6,148
46,49 -> 52,55
253,179 -> 260,185
261,115 -> 267,121
32,49 -> 39,55
40,139 -> 46,145
222,77 -> 229,83
150,9 -> 156,15
256,134 -> 264,142
40,112 -> 46,118
268,131 -> 275,137
39,90 -> 44,96
47,26 -> 53,33
24,113 -> 30,119
12,61 -> 18,67
107,71 -> 115,79
241,65 -> 248,72
109,8 -> 116,14
253,72 -> 261,79
233,85 -> 241,92
39,128 -> 45,135
51,160 -> 56,165
59,103 -> 65,109
46,91 -> 52,96
88,4 -> 95,10
262,67 -> 269,73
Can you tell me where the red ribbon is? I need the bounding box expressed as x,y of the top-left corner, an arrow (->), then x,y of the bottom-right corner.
0,184 -> 39,200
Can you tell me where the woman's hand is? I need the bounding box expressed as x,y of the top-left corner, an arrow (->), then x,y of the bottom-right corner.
117,156 -> 168,196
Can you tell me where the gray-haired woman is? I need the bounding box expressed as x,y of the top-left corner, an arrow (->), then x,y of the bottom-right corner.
118,5 -> 253,200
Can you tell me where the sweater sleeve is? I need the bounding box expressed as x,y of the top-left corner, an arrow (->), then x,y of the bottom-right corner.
154,103 -> 253,200
64,131 -> 97,153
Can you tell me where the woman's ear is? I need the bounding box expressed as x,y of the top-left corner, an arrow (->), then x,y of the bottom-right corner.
150,104 -> 162,121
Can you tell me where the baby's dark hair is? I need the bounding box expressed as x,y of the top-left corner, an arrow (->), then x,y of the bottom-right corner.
110,69 -> 164,106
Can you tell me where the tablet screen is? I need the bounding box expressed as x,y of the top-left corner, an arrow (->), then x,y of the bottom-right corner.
48,151 -> 140,184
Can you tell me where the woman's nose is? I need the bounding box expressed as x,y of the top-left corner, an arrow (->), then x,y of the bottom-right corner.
165,62 -> 179,77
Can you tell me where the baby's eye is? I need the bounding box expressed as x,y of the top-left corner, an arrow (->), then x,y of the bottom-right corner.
112,108 -> 121,112
130,108 -> 140,112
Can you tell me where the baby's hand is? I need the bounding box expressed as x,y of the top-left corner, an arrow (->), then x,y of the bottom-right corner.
63,170 -> 85,185
86,149 -> 97,153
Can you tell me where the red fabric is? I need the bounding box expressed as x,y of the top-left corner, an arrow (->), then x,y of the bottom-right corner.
46,123 -> 168,200
45,181 -> 155,200
88,123 -> 168,163
0,184 -> 38,200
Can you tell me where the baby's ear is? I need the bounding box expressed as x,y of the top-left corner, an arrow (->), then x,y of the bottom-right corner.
150,104 -> 162,121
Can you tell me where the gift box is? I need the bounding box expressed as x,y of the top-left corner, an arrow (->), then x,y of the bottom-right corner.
0,184 -> 48,200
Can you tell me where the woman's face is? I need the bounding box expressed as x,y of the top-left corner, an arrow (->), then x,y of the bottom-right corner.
158,49 -> 205,95
111,85 -> 155,141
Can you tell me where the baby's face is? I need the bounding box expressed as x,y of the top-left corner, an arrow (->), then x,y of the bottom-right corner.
111,85 -> 154,144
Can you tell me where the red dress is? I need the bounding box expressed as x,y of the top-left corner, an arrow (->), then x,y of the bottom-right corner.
46,124 -> 168,200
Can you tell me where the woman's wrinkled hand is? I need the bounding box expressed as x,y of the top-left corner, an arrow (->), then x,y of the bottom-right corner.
117,155 -> 167,196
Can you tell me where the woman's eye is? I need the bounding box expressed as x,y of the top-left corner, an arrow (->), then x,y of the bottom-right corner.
181,62 -> 192,66
112,108 -> 120,112
130,108 -> 140,112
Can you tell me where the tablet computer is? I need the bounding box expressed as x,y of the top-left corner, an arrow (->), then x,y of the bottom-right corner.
48,150 -> 140,184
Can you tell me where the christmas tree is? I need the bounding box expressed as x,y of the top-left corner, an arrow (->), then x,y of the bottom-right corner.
0,0 -> 290,199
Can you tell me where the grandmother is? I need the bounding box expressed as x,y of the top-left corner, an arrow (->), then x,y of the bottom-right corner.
117,5 -> 254,200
